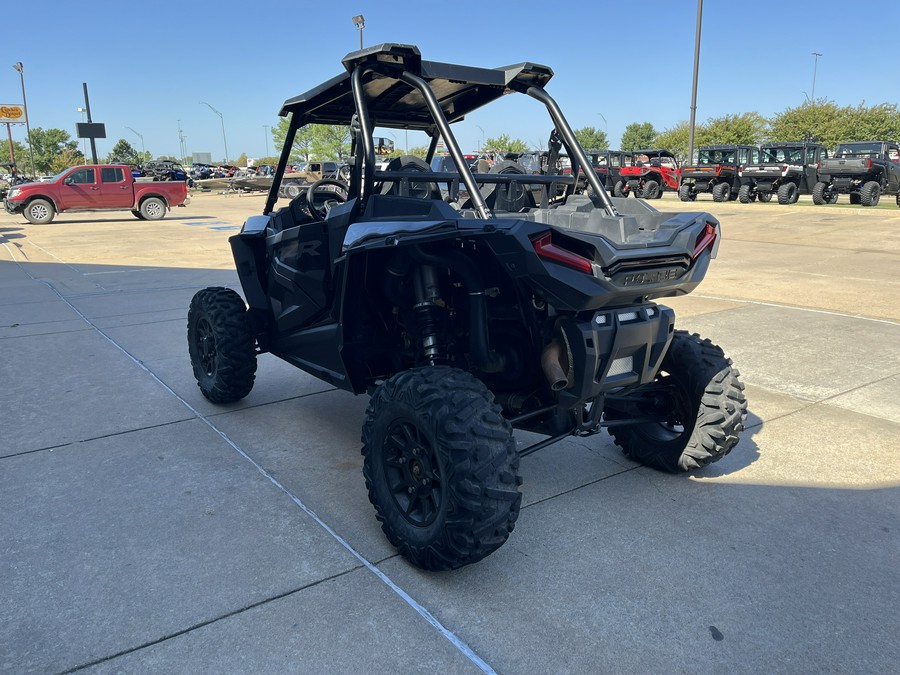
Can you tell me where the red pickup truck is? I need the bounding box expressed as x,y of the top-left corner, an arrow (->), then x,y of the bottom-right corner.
4,164 -> 190,224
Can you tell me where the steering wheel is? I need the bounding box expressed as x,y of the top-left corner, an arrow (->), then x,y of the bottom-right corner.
306,178 -> 349,219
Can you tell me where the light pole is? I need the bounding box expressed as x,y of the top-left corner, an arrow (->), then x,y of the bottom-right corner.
596,112 -> 608,147
125,126 -> 145,155
352,15 -> 365,50
77,107 -> 87,161
263,125 -> 270,157
200,101 -> 229,164
810,52 -> 822,103
12,62 -> 35,178
687,0 -> 703,163
476,124 -> 485,152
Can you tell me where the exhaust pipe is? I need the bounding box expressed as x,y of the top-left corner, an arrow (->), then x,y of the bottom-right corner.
541,340 -> 569,391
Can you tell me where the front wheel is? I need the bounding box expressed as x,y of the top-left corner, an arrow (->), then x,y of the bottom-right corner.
738,184 -> 755,203
777,182 -> 798,205
614,180 -> 627,198
23,198 -> 55,224
131,209 -> 146,220
604,331 -> 747,473
812,181 -> 830,205
361,366 -> 522,571
187,287 -> 257,403
757,191 -> 772,202
140,197 -> 167,220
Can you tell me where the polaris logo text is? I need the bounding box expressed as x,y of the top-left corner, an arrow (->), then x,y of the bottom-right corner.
621,268 -> 680,285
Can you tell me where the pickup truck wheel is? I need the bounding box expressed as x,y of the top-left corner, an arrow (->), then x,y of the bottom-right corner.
777,182 -> 798,205
131,209 -> 146,220
614,180 -> 626,197
187,287 -> 257,403
604,331 -> 747,473
642,179 -> 661,199
23,198 -> 55,224
678,184 -> 695,201
283,182 -> 302,199
712,182 -> 730,202
860,181 -> 881,206
140,197 -> 167,220
738,184 -> 754,203
361,366 -> 522,571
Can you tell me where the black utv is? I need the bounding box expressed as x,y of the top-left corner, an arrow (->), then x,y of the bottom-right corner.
814,141 -> 900,206
187,44 -> 747,571
738,142 -> 830,204
680,145 -> 760,202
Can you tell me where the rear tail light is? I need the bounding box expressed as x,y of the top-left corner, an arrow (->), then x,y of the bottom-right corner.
692,222 -> 717,260
532,232 -> 594,274
867,158 -> 873,168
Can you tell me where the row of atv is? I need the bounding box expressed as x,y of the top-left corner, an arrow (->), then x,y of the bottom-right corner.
592,141 -> 900,207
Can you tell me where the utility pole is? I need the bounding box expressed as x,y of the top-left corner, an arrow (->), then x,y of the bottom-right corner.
810,52 -> 822,103
687,0 -> 703,163
12,62 -> 35,177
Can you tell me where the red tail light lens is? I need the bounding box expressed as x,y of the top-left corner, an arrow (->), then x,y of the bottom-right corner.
692,222 -> 717,260
532,232 -> 594,274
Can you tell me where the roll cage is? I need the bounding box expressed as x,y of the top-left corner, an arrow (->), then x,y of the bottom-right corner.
263,43 -> 618,219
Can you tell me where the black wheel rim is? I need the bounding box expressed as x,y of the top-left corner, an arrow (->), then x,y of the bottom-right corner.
382,418 -> 443,527
196,316 -> 217,376
624,374 -> 691,443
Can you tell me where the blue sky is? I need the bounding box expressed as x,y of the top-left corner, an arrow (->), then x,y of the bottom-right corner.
5,0 -> 899,162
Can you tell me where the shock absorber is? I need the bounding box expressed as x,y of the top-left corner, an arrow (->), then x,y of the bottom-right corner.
413,264 -> 446,365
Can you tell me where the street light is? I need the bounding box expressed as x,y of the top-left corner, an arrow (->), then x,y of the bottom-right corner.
810,52 -> 822,103
263,125 -> 270,157
352,15 -> 365,50
125,126 -> 145,154
12,61 -> 35,178
200,101 -> 229,164
476,125 -> 485,152
596,112 -> 607,134
687,0 -> 703,163
77,107 -> 87,161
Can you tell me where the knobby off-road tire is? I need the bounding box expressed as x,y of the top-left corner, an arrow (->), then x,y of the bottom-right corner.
860,180 -> 881,206
23,199 -> 55,224
614,180 -> 627,198
757,191 -> 772,202
678,184 -> 695,201
738,184 -> 754,203
777,182 -> 798,205
187,287 -> 257,403
140,197 -> 167,220
712,182 -> 730,202
642,179 -> 661,200
812,181 -> 830,205
361,366 -> 522,571
849,192 -> 861,205
606,331 -> 748,473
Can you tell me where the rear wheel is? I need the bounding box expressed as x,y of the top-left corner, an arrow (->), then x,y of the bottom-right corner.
738,184 -> 754,203
777,182 -> 798,205
140,197 -> 167,220
678,184 -> 695,201
605,331 -> 747,473
712,182 -> 730,202
23,198 -> 55,224
860,180 -> 881,206
361,366 -> 522,570
187,287 -> 257,403
614,180 -> 626,197
642,179 -> 661,200
812,181 -> 830,205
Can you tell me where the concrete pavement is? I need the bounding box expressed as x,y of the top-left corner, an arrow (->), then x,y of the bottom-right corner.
2,192 -> 898,673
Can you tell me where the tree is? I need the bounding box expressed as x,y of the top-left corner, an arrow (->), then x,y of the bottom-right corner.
407,145 -> 430,158
106,139 -> 141,165
484,134 -> 529,154
310,124 -> 351,160
620,122 -> 657,151
272,117 -> 315,162
652,121 -> 693,164
697,112 -> 767,146
574,126 -> 609,151
0,138 -> 28,171
49,148 -> 84,173
233,152 -> 248,167
24,127 -> 80,175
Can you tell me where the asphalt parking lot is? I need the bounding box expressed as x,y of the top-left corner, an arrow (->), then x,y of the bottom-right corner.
2,191 -> 899,673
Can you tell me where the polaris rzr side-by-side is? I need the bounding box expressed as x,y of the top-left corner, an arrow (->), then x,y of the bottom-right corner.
187,44 -> 748,571
615,149 -> 680,199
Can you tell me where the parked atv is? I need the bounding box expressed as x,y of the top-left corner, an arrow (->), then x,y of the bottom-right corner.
814,141 -> 900,206
615,149 -> 680,199
187,44 -> 747,571
738,142 -> 829,204
680,145 -> 760,202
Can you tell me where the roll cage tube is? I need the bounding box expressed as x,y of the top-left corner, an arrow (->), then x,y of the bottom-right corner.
350,65 -> 378,202
264,117 -> 300,215
398,71 -> 492,220
523,86 -> 619,217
